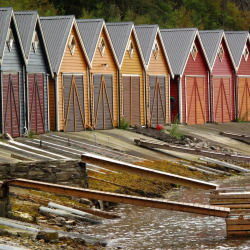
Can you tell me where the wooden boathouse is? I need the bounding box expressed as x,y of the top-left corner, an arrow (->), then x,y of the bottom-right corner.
161,28 -> 210,124
40,15 -> 91,132
0,7 -> 26,138
225,31 -> 250,121
76,19 -> 119,130
199,30 -> 237,123
15,11 -> 54,134
106,22 -> 146,127
135,25 -> 174,127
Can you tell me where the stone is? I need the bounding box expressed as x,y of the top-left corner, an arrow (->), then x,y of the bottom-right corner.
36,230 -> 59,242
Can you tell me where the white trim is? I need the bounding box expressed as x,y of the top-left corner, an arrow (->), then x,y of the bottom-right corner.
168,74 -> 170,124
212,75 -> 232,78
61,72 -> 85,76
237,75 -> 250,77
147,74 -> 167,76
122,74 -> 140,77
208,71 -> 211,122
185,76 -> 187,123
185,75 -> 205,77
179,77 -> 182,123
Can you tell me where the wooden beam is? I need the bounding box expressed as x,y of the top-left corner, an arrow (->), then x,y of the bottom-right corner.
5,179 -> 229,218
81,153 -> 219,190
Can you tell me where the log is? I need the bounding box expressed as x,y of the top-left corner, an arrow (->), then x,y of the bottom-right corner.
39,206 -> 101,225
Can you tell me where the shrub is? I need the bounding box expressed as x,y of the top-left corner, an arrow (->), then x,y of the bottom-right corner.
170,116 -> 182,140
119,116 -> 130,130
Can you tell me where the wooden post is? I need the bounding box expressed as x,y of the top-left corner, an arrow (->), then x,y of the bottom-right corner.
0,182 -> 10,218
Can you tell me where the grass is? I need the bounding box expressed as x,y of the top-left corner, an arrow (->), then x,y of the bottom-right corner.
170,116 -> 182,140
28,130 -> 35,138
118,116 -> 130,130
236,111 -> 248,122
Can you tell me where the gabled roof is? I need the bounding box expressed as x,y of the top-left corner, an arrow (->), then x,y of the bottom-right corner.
135,24 -> 174,78
106,22 -> 146,69
40,15 -> 90,74
76,19 -> 119,68
160,28 -> 202,77
199,30 -> 236,71
225,31 -> 250,71
0,7 -> 26,65
15,11 -> 53,77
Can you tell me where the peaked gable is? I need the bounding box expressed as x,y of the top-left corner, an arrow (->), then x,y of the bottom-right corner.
225,31 -> 249,71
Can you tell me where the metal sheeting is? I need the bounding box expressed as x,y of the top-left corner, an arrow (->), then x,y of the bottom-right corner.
15,11 -> 38,59
149,76 -> 166,126
186,77 -> 205,125
2,73 -> 20,138
0,7 -> 12,60
135,25 -> 158,65
213,77 -> 231,123
225,31 -> 249,69
199,30 -> 224,69
28,73 -> 45,134
106,22 -> 133,66
122,76 -> 140,126
160,28 -> 197,76
93,74 -> 113,130
76,19 -> 103,63
40,16 -> 74,74
63,74 -> 85,132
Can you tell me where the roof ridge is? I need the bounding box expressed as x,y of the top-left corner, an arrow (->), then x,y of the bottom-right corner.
40,15 -> 74,19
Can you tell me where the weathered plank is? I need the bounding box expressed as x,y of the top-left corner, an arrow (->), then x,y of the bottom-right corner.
81,153 -> 219,190
5,179 -> 229,217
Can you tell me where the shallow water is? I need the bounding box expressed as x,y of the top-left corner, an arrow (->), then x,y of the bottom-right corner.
81,175 -> 250,249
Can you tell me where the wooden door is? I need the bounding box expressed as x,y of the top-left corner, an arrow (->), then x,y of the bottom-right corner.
213,77 -> 231,123
122,76 -> 140,126
28,73 -> 45,134
186,77 -> 205,125
149,76 -> 166,127
238,77 -> 250,121
2,73 -> 20,137
63,74 -> 85,132
93,74 -> 113,130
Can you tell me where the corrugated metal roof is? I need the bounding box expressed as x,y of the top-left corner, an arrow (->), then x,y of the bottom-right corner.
0,7 -> 13,60
135,25 -> 158,66
106,22 -> 133,66
199,30 -> 224,69
40,15 -> 74,74
225,31 -> 249,69
15,11 -> 38,59
76,19 -> 104,64
160,28 -> 197,76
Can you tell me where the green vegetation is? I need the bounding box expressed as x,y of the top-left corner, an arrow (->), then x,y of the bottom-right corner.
119,116 -> 130,130
28,130 -> 35,138
0,0 -> 248,30
170,116 -> 182,140
236,111 -> 249,122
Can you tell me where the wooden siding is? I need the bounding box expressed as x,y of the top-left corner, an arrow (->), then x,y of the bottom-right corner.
238,77 -> 250,121
48,77 -> 55,130
236,40 -> 250,76
170,78 -> 178,123
120,31 -> 145,125
2,24 -> 24,134
58,25 -> 89,131
90,28 -> 118,128
211,38 -> 235,122
182,37 -> 209,124
147,34 -> 170,125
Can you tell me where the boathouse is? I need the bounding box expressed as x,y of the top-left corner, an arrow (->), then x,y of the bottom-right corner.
106,22 -> 146,126
76,19 -> 119,130
161,28 -> 210,124
0,8 -> 26,137
199,30 -> 236,123
135,25 -> 174,127
15,11 -> 53,134
225,31 -> 250,121
40,15 -> 91,132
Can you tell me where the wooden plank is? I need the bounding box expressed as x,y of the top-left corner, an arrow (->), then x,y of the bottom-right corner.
210,193 -> 250,199
215,204 -> 250,208
81,152 -> 219,190
227,225 -> 250,231
226,218 -> 250,225
210,199 -> 250,205
227,230 -> 250,237
5,179 -> 229,218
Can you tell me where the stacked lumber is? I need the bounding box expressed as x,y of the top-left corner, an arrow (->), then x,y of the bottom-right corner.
226,215 -> 250,237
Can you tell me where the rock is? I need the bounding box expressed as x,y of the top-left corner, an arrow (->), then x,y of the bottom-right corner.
79,198 -> 92,206
36,230 -> 59,242
203,142 -> 208,148
64,220 -> 76,226
193,138 -> 197,142
195,142 -> 205,148
0,228 -> 10,236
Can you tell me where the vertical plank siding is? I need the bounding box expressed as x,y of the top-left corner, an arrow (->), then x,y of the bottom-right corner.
170,78 -> 179,123
48,77 -> 55,130
211,39 -> 235,122
90,29 -> 118,129
182,38 -> 209,124
58,26 -> 89,131
28,73 -> 45,134
120,32 -> 144,125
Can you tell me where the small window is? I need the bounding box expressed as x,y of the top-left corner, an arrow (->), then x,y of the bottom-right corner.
191,44 -> 198,61
153,41 -> 159,59
6,28 -> 14,52
218,44 -> 224,61
127,40 -> 134,58
243,46 -> 249,62
32,31 -> 39,53
99,37 -> 106,56
68,35 -> 76,55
